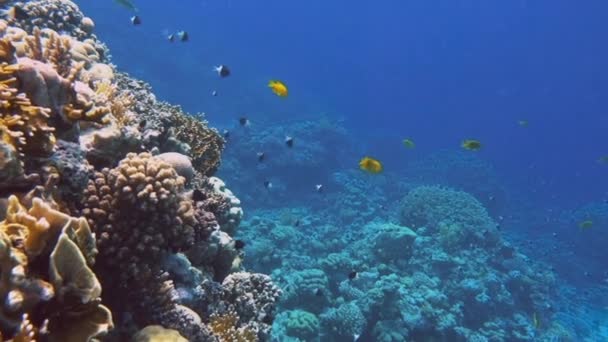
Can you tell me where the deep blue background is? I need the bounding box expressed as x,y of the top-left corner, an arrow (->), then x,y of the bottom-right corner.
78,0 -> 608,207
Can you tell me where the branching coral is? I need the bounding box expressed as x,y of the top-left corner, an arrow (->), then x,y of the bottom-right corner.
0,63 -> 55,157
209,311 -> 257,342
168,108 -> 224,176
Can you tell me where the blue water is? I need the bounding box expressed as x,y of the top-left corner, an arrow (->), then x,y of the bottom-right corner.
79,0 -> 608,340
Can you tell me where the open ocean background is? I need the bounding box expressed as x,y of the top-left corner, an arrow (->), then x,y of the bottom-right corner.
78,0 -> 608,340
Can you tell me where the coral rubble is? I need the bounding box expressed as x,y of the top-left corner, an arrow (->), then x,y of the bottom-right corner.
0,1 -> 280,341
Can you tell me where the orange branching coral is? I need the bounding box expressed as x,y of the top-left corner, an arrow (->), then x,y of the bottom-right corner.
209,312 -> 257,342
169,110 -> 224,176
93,79 -> 135,128
0,64 -> 55,157
25,27 -> 73,78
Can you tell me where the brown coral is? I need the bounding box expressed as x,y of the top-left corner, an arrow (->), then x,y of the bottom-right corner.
82,152 -> 196,275
169,109 -> 224,176
209,311 -> 257,342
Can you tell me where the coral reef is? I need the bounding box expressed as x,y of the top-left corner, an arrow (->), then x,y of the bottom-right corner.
0,1 -> 280,341
239,184 -> 558,341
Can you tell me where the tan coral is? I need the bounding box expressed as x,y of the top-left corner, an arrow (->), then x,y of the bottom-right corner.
0,195 -> 111,341
133,325 -> 188,342
0,63 -> 56,157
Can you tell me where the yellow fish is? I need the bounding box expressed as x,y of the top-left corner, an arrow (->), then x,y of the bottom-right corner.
268,80 -> 288,97
403,138 -> 415,149
359,156 -> 383,174
462,139 -> 482,151
579,220 -> 593,229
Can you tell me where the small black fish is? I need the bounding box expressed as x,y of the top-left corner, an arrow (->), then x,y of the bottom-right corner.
222,129 -> 230,139
192,189 -> 205,202
285,136 -> 294,148
293,219 -> 300,227
263,180 -> 272,189
167,34 -> 175,42
177,30 -> 189,42
348,271 -> 358,280
257,152 -> 265,162
214,65 -> 231,78
315,184 -> 323,193
9,6 -> 29,20
212,90 -> 218,96
138,119 -> 147,129
234,240 -> 246,249
239,117 -> 249,126
130,15 -> 141,25
315,288 -> 323,297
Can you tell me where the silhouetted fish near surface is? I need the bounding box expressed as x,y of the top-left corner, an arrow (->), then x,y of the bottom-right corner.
263,180 -> 272,189
348,271 -> 358,280
167,33 -> 175,42
285,136 -> 294,148
315,288 -> 323,296
214,65 -> 231,78
177,30 -> 189,42
239,117 -> 249,126
130,15 -> 141,25
222,129 -> 230,139
114,0 -> 138,11
211,90 -> 218,96
315,184 -> 323,193
257,152 -> 265,162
